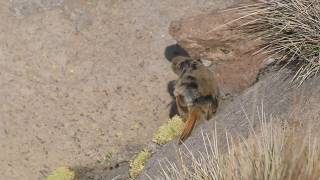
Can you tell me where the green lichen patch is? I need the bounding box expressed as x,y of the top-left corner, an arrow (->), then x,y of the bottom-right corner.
129,149 -> 152,179
46,167 -> 75,180
152,115 -> 185,145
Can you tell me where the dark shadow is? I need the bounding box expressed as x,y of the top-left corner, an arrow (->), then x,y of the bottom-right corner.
164,44 -> 190,62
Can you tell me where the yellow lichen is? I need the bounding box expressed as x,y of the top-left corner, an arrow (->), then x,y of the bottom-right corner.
129,149 -> 152,179
152,115 -> 185,145
46,167 -> 75,180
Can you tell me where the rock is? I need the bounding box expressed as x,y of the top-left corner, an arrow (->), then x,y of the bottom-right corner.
11,0 -> 64,16
62,0 -> 94,32
138,69 -> 320,179
74,163 -> 130,180
169,7 -> 268,96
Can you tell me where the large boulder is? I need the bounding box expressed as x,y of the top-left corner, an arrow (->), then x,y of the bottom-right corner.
138,4 -> 320,178
169,8 -> 268,96
138,68 -> 320,179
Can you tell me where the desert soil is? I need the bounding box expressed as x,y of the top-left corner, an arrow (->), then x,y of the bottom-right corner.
0,0 -> 241,179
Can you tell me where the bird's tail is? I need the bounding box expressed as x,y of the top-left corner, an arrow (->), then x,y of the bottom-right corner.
179,107 -> 201,144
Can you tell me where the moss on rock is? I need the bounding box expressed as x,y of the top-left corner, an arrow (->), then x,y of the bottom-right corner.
129,149 -> 152,179
152,115 -> 185,145
46,167 -> 75,180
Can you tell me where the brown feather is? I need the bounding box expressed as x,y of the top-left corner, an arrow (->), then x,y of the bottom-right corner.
179,107 -> 201,144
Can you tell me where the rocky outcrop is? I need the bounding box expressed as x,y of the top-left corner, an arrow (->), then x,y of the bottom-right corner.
138,68 -> 320,179
169,8 -> 268,96
138,4 -> 320,179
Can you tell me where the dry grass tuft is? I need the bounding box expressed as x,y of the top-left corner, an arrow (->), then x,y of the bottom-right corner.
235,0 -> 320,85
158,118 -> 320,180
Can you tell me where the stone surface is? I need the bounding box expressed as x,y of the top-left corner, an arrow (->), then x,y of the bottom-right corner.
10,0 -> 64,16
169,7 -> 267,96
138,69 -> 320,179
139,2 -> 320,178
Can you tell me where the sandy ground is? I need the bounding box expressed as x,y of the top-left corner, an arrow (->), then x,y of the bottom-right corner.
0,0 -> 241,179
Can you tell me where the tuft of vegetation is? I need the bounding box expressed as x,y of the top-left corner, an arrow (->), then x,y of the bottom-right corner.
152,115 -> 185,145
237,0 -> 320,85
158,118 -> 320,180
46,167 -> 75,180
129,149 -> 152,179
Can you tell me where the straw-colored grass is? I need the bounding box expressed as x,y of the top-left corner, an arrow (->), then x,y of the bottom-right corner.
158,117 -> 320,180
235,0 -> 320,85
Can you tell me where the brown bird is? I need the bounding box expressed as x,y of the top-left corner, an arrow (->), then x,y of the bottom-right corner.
171,56 -> 219,143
